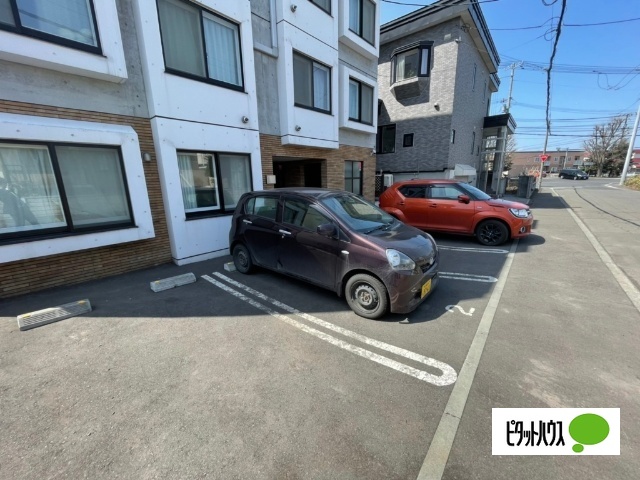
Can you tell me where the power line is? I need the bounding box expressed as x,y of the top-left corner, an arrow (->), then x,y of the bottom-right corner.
492,16 -> 640,30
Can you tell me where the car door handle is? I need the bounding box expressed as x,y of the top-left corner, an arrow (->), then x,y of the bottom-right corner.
278,229 -> 292,236
429,204 -> 438,208
397,201 -> 405,206
243,219 -> 252,224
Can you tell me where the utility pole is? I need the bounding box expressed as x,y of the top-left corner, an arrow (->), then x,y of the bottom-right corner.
620,103 -> 640,185
504,62 -> 522,113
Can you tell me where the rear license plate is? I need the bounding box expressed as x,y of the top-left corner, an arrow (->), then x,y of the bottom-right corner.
421,279 -> 432,298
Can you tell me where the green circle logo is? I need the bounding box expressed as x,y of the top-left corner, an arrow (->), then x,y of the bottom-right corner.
569,414 -> 610,453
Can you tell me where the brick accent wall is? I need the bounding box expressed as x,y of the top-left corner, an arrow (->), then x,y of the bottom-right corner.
0,100 -> 172,298
259,134 -> 376,201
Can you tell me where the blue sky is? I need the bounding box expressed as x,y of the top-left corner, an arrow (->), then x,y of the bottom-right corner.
380,0 -> 640,152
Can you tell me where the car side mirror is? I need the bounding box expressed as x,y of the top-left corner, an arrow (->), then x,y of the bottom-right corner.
316,223 -> 337,237
458,194 -> 471,204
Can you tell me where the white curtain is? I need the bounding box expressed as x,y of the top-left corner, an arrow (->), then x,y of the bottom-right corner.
0,144 -> 65,233
158,0 -> 205,77
293,54 -> 312,107
56,146 -> 130,226
203,13 -> 241,87
178,154 -> 198,210
349,80 -> 359,119
313,63 -> 330,111
16,0 -> 97,46
219,154 -> 250,210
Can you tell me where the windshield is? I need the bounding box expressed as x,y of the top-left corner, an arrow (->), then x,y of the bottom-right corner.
320,194 -> 395,233
457,183 -> 492,201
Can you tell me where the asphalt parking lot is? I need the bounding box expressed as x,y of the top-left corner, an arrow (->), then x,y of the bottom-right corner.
2,189 -> 639,480
1,232 -> 516,479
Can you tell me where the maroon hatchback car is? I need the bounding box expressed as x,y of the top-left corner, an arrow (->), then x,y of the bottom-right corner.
229,188 -> 439,319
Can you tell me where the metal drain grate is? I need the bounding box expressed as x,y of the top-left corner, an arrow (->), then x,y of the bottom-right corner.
17,299 -> 92,331
150,272 -> 196,292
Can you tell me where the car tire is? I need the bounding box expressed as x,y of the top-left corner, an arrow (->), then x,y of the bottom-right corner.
559,175 -> 564,179
345,274 -> 389,320
476,219 -> 509,246
232,244 -> 254,274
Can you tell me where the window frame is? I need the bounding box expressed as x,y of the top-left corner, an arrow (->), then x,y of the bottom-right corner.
308,0 -> 331,15
391,41 -> 432,84
0,139 -> 134,243
348,77 -> 374,125
156,0 -> 245,92
293,50 -> 332,114
0,0 -> 102,54
349,0 -> 375,46
344,160 -> 363,195
176,149 -> 252,220
377,124 -> 396,154
403,133 -> 414,148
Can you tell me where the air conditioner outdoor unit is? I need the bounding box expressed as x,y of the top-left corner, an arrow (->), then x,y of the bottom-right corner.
383,174 -> 394,187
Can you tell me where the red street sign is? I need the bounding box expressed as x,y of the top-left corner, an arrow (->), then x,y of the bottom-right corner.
540,154 -> 549,161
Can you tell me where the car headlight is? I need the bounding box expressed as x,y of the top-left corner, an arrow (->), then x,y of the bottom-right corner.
386,249 -> 416,271
509,208 -> 530,218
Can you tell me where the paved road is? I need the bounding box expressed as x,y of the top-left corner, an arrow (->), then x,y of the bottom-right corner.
1,180 -> 639,479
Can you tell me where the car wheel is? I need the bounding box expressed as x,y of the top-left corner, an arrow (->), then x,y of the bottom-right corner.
345,274 -> 389,320
232,244 -> 254,274
560,175 -> 565,179
476,220 -> 509,246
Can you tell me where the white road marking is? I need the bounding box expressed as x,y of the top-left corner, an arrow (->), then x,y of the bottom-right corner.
445,305 -> 475,316
202,274 -> 457,386
212,272 -> 456,385
438,246 -> 508,254
439,272 -> 497,283
417,240 -> 520,480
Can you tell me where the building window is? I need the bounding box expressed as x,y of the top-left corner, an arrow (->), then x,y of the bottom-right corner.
0,142 -> 133,240
451,129 -> 456,144
309,0 -> 330,14
293,52 -> 331,113
471,132 -> 475,154
344,161 -> 363,195
349,0 -> 375,45
403,134 -> 414,147
349,78 -> 374,124
391,41 -> 432,84
177,151 -> 251,217
0,0 -> 101,53
377,124 -> 396,154
157,0 -> 244,90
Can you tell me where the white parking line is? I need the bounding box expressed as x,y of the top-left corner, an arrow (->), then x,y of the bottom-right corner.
438,246 -> 509,254
439,272 -> 497,283
213,271 -> 457,385
416,240 -> 520,480
202,274 -> 457,386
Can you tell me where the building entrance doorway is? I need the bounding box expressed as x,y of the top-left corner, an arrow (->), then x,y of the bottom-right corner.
273,157 -> 324,188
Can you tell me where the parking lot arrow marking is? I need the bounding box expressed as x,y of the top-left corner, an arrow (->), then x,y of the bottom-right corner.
445,305 -> 475,316
203,274 -> 457,387
439,272 -> 497,283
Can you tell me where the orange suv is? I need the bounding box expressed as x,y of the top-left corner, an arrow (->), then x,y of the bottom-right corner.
379,180 -> 533,246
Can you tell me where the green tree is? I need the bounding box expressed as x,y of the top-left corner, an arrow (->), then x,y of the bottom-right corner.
584,116 -> 629,177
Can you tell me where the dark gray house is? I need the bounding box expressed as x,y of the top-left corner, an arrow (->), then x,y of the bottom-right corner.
376,0 -> 515,194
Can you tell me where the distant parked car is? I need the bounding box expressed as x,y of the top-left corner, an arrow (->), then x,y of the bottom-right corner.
559,169 -> 589,180
379,180 -> 533,246
229,188 -> 439,319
